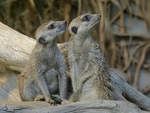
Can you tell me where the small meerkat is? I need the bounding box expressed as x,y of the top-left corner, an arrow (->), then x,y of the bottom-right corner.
18,20 -> 68,104
68,13 -> 150,111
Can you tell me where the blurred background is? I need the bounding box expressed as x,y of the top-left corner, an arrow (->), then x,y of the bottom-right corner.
0,0 -> 150,96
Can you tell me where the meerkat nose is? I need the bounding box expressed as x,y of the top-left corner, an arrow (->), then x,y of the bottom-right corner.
38,37 -> 47,44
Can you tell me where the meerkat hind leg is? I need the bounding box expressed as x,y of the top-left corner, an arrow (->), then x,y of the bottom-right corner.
22,81 -> 40,101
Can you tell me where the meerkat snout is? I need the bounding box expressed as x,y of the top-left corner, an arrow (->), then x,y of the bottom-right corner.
38,36 -> 47,45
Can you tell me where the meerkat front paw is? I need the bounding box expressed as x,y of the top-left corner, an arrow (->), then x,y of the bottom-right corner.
34,94 -> 45,101
45,97 -> 56,105
34,95 -> 55,105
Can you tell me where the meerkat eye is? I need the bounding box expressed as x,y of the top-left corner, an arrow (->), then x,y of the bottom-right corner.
71,26 -> 78,34
82,15 -> 91,22
48,23 -> 55,30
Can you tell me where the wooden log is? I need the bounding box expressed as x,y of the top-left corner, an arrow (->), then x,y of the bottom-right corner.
0,99 -> 147,113
0,22 -> 35,72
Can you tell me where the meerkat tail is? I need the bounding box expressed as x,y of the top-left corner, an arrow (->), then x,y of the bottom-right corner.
122,82 -> 150,111
109,68 -> 150,111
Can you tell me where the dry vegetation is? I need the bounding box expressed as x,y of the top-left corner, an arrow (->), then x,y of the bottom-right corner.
0,0 -> 150,95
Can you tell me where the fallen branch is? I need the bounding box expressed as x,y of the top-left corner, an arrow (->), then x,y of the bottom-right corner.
0,99 -> 147,113
0,22 -> 35,72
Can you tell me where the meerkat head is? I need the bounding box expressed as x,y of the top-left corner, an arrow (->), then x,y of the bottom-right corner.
69,13 -> 101,36
35,20 -> 67,45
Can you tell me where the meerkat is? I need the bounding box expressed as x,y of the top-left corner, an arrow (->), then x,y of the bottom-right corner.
68,13 -> 113,101
68,13 -> 150,111
18,20 -> 68,104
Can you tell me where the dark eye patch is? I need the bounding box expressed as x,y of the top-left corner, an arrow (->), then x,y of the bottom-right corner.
48,23 -> 55,30
82,15 -> 91,22
71,26 -> 78,34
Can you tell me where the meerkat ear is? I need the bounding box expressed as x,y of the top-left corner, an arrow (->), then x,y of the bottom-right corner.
71,26 -> 78,34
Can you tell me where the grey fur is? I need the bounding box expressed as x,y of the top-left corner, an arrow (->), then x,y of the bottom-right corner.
18,20 -> 68,103
68,14 -> 113,101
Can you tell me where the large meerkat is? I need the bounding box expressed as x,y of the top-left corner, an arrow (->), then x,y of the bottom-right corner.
68,13 -> 150,111
68,13 -> 113,101
18,20 -> 68,104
